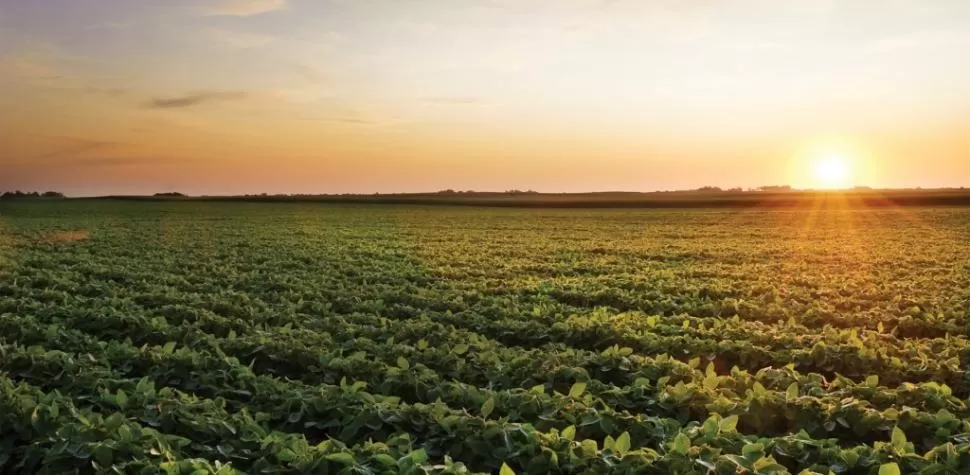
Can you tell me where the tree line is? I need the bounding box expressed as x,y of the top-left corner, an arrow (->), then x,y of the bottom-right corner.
0,191 -> 65,199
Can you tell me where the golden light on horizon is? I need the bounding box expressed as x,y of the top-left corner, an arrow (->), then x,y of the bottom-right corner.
1,1 -> 969,194
811,154 -> 854,190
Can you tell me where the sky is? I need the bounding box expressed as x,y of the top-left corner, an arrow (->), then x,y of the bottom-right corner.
1,0 -> 969,195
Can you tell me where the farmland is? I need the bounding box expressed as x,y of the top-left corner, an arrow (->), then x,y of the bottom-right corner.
0,201 -> 969,474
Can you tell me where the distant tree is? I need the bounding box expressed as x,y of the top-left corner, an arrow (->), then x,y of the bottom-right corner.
1,190 -> 65,199
696,186 -> 723,192
727,187 -> 744,192
153,192 -> 186,197
757,185 -> 793,192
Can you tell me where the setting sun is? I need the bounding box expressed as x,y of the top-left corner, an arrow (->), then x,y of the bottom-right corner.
811,154 -> 854,190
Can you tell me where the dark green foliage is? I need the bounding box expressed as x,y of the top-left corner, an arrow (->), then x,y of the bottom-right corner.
0,202 -> 968,474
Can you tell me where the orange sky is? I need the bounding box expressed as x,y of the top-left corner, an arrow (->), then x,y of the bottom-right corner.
1,0 -> 969,195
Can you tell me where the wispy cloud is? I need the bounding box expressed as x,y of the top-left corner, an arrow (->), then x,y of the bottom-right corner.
865,30 -> 970,53
144,92 -> 247,109
294,64 -> 328,84
421,97 -> 485,105
206,28 -> 276,49
0,50 -> 69,84
84,20 -> 133,31
302,117 -> 383,125
208,0 -> 286,16
82,87 -> 129,97
18,137 -> 125,164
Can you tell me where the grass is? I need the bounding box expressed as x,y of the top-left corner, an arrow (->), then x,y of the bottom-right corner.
0,200 -> 968,473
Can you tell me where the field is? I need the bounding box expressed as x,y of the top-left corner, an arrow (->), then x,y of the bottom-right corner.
0,201 -> 969,474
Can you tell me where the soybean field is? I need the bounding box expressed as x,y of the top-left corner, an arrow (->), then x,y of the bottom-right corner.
1,201 -> 969,474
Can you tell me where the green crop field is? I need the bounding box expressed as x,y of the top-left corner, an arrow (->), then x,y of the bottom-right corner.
1,201 -> 969,474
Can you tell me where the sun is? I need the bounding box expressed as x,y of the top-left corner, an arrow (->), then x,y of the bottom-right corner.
811,154 -> 854,189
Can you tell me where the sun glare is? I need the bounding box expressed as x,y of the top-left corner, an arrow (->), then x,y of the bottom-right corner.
811,154 -> 854,189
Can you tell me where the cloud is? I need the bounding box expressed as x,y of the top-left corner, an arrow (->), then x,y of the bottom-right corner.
12,137 -> 126,164
144,92 -> 247,109
298,116 -> 385,126
0,50 -> 68,84
208,0 -> 286,16
73,156 -> 153,167
84,20 -> 133,31
865,30 -> 970,53
421,97 -> 484,105
294,64 -> 327,83
82,87 -> 129,97
206,28 -> 276,49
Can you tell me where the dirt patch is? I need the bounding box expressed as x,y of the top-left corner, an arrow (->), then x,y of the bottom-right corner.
40,230 -> 91,244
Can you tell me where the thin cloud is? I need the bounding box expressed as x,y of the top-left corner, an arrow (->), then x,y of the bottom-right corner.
82,87 -> 129,97
299,116 -> 384,126
865,30 -> 970,53
206,28 -> 276,49
421,97 -> 485,105
145,92 -> 247,109
75,156 -> 155,167
294,64 -> 327,84
17,137 -> 125,164
208,0 -> 286,16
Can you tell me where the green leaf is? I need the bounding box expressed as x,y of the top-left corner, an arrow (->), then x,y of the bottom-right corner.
614,431 -> 631,455
116,389 -> 128,408
879,463 -> 901,475
603,435 -> 615,450
452,344 -> 469,355
104,412 -> 125,430
325,452 -> 356,465
396,356 -> 410,370
719,415 -> 738,433
373,454 -> 397,466
162,342 -> 177,355
500,462 -> 515,475
786,383 -> 799,400
276,448 -> 297,462
580,439 -> 598,457
891,426 -> 907,449
742,443 -> 765,460
407,449 -> 428,463
93,445 -> 113,467
702,416 -> 719,437
561,425 -> 576,441
481,397 -> 495,419
568,382 -> 587,398
670,433 -> 690,455
530,384 -> 545,394
866,375 -> 879,387
417,339 -> 428,350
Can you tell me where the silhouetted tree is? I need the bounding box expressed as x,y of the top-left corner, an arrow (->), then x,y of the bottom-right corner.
1,190 -> 65,199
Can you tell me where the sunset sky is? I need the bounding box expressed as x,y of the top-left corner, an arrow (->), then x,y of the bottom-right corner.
2,0 -> 969,195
